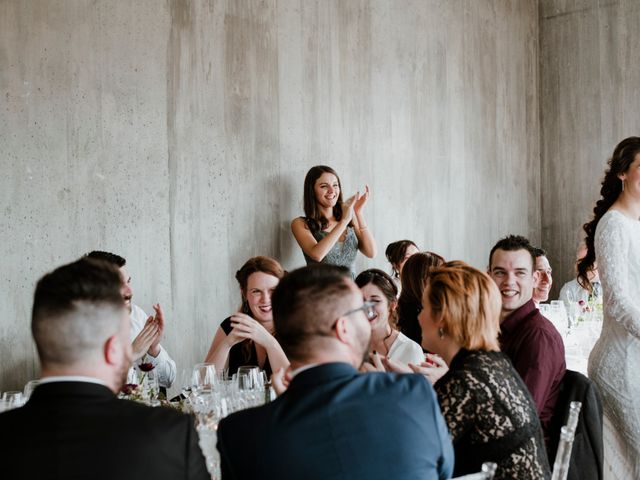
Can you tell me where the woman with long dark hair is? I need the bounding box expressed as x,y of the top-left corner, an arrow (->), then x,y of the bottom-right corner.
577,137 -> 640,478
397,251 -> 445,345
291,166 -> 376,275
204,256 -> 289,377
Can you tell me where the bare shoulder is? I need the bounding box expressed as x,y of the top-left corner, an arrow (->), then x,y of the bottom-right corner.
291,217 -> 309,230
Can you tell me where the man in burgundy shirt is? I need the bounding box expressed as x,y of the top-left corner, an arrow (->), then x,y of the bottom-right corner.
488,235 -> 566,447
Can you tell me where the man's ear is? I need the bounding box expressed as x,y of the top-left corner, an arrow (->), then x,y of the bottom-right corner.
103,335 -> 121,366
333,316 -> 351,344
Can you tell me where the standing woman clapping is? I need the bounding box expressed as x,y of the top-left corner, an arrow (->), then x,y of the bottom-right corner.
291,165 -> 377,276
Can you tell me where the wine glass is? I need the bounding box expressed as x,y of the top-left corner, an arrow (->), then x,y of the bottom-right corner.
192,363 -> 217,395
236,366 -> 260,391
2,391 -> 24,409
23,380 -> 40,401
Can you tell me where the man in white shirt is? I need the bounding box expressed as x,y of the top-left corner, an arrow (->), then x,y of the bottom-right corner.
86,251 -> 176,388
532,247 -> 553,306
0,258 -> 209,480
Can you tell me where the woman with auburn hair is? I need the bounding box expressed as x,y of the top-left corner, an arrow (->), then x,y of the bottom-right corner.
577,137 -> 640,477
291,165 -> 376,276
355,269 -> 423,366
396,251 -> 445,345
204,256 -> 289,377
415,261 -> 549,478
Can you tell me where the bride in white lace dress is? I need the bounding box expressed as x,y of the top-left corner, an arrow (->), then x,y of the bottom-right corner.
578,137 -> 640,479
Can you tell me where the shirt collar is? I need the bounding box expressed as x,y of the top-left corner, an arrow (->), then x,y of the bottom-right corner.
500,299 -> 537,336
39,375 -> 108,387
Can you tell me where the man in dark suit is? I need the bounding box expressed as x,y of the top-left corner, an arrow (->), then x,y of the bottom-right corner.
217,264 -> 454,480
0,258 -> 210,480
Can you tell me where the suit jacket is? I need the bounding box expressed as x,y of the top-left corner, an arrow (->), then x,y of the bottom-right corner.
217,362 -> 454,480
548,370 -> 604,480
0,381 -> 210,480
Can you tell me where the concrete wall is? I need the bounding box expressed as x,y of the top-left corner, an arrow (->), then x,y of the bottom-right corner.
539,0 -> 640,297
0,0 -> 540,392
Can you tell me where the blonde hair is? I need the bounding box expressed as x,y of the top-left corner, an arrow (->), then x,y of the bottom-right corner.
425,261 -> 501,351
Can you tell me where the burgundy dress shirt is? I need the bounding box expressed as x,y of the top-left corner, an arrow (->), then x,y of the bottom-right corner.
499,299 -> 566,445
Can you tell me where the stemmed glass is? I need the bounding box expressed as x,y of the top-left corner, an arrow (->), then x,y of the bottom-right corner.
23,380 -> 40,402
192,363 -> 217,395
2,391 -> 24,410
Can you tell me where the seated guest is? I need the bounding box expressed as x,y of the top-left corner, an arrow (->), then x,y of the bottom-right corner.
0,258 -> 209,480
559,242 -> 601,304
217,264 -> 454,480
86,251 -> 176,388
355,269 -> 423,365
204,256 -> 288,377
385,239 -> 419,288
532,247 -> 553,305
418,261 -> 550,478
397,251 -> 445,345
488,235 -> 565,448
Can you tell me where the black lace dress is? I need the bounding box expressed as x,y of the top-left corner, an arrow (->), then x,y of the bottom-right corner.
434,349 -> 550,479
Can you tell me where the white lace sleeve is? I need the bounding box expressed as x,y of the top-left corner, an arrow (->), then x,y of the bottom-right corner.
596,214 -> 640,339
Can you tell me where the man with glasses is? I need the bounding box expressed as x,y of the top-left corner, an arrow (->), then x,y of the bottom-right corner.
217,264 -> 453,480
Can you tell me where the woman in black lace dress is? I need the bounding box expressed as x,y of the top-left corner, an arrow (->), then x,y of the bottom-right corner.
419,261 -> 550,479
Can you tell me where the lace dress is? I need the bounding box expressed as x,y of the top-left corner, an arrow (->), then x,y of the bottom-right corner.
435,349 -> 550,479
588,210 -> 640,478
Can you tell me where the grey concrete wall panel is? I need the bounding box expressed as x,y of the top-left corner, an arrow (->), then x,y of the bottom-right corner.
0,0 -> 540,393
539,0 -> 640,296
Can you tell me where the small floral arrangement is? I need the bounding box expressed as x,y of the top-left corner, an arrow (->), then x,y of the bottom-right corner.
119,356 -> 160,402
576,295 -> 603,323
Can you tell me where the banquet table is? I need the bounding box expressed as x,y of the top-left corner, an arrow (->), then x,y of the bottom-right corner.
539,301 -> 603,376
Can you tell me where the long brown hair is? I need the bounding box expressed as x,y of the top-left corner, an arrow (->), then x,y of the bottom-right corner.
577,137 -> 640,292
302,165 -> 344,233
398,251 -> 446,306
234,256 -> 285,364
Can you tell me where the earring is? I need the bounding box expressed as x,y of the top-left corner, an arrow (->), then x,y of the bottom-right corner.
438,327 -> 445,339
622,179 -> 625,192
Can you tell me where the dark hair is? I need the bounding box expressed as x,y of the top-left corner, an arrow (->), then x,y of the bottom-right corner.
488,235 -> 535,271
302,165 -> 344,233
272,264 -> 351,361
32,258 -> 125,365
355,269 -> 399,328
85,251 -> 126,268
398,251 -> 446,307
235,256 -> 285,315
531,247 -> 546,259
385,240 -> 418,278
578,137 -> 640,292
